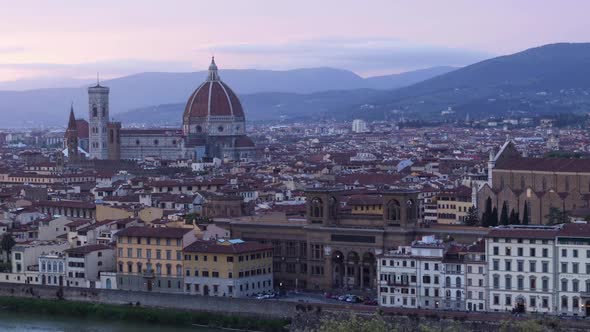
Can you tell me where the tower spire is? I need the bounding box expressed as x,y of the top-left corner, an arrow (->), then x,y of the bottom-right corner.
68,103 -> 77,130
208,56 -> 219,81
96,72 -> 100,86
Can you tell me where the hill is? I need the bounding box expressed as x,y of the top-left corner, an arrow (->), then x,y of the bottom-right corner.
0,66 -> 454,127
359,43 -> 590,120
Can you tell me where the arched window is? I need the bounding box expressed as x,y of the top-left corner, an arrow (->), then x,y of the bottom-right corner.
127,262 -> 133,273
386,200 -> 401,222
456,290 -> 461,299
328,196 -> 338,218
92,105 -> 97,117
154,139 -> 159,146
137,262 -> 142,273
102,107 -> 106,117
445,276 -> 451,288
310,197 -> 323,218
455,277 -> 461,288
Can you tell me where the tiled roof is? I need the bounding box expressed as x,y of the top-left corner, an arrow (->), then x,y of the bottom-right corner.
116,226 -> 192,239
495,157 -> 590,173
183,240 -> 272,254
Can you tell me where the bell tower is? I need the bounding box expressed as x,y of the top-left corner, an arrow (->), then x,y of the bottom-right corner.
65,104 -> 79,162
88,75 -> 110,159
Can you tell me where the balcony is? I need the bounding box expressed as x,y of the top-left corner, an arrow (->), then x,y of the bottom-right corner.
142,270 -> 155,278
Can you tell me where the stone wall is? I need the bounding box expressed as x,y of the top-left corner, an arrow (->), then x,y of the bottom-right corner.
0,282 -> 296,318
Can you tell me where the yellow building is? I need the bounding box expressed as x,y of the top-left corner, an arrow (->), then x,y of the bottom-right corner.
436,186 -> 473,224
347,195 -> 383,215
115,226 -> 197,293
183,239 -> 273,297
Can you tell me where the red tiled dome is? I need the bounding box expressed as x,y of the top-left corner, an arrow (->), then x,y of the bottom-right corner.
235,136 -> 255,148
183,58 -> 244,121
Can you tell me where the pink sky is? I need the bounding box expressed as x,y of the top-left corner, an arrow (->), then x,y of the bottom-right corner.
0,0 -> 589,82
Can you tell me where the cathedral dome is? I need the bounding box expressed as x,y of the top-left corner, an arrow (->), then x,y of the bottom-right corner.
183,58 -> 245,122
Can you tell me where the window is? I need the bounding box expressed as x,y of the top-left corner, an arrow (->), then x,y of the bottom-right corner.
530,277 -> 536,290
517,276 -> 524,290
505,260 -> 512,271
542,278 -> 549,292
561,296 -> 568,309
542,261 -> 549,273
517,260 -> 524,272
573,263 -> 579,274
573,279 -> 579,292
561,262 -> 568,273
562,249 -> 567,258
493,275 -> 499,289
573,249 -> 578,258
530,248 -> 536,257
561,279 -> 568,292
493,246 -> 499,255
493,295 -> 499,305
529,261 -> 536,273
505,275 -> 512,290
542,248 -> 548,257
517,248 -> 523,256
505,247 -> 511,256
505,295 -> 511,306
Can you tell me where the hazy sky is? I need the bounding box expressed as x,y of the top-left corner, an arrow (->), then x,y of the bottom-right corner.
1,0 -> 589,82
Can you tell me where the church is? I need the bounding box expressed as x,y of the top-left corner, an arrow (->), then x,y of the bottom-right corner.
65,58 -> 256,162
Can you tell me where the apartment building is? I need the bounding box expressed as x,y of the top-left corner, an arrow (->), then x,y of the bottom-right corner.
487,225 -> 558,314
115,226 -> 197,293
378,236 -> 444,310
555,223 -> 590,316
183,239 -> 273,297
436,186 -> 473,224
64,244 -> 115,288
463,240 -> 487,312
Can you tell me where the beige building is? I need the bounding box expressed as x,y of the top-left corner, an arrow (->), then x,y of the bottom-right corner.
115,226 -> 197,293
183,239 -> 273,297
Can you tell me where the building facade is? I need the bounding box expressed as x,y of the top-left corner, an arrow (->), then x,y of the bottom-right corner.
183,239 -> 273,297
115,226 -> 197,293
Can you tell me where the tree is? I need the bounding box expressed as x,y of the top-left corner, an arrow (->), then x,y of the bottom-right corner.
522,201 -> 529,225
464,206 -> 479,226
500,202 -> 509,226
546,207 -> 568,225
509,209 -> 520,225
482,197 -> 493,227
491,207 -> 499,227
1,233 -> 16,263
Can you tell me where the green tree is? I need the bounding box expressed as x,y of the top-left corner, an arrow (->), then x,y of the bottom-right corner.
509,209 -> 520,225
0,233 -> 16,263
464,206 -> 479,226
500,202 -> 509,226
546,207 -> 568,225
482,197 -> 493,227
522,201 -> 529,225
491,207 -> 499,227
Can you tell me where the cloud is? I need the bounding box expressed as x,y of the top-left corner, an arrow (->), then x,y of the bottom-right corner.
0,46 -> 25,54
201,37 -> 493,74
0,59 -> 195,80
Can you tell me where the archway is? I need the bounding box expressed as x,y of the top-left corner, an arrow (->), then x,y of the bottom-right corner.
516,296 -> 525,313
331,251 -> 344,288
361,252 -> 376,289
346,252 -> 360,288
586,300 -> 590,317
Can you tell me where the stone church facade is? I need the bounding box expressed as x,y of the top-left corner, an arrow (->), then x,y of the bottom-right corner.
477,141 -> 590,224
66,58 -> 255,162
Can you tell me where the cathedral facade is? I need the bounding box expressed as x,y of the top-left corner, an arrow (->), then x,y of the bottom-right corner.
477,141 -> 590,224
65,58 -> 256,162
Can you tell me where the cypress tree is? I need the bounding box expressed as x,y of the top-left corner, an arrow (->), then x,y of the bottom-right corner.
491,207 -> 499,227
500,202 -> 509,226
482,197 -> 493,227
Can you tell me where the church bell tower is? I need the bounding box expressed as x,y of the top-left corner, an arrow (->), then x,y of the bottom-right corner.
65,104 -> 79,162
88,76 -> 110,159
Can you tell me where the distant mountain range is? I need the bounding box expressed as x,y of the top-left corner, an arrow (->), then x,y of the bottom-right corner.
359,43 -> 590,120
3,43 -> 590,127
0,66 -> 455,127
